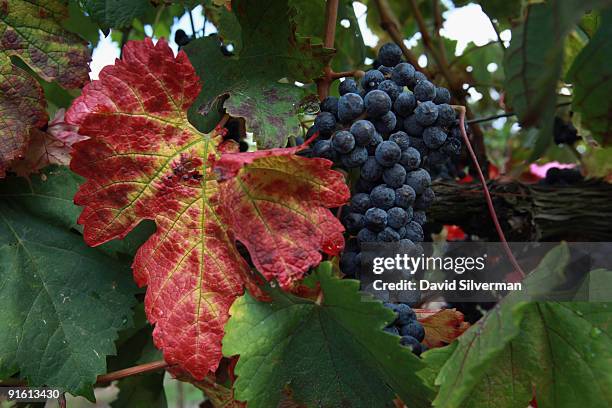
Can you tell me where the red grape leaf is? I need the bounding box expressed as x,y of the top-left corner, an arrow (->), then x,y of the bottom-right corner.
417,308 -> 470,348
0,60 -> 47,177
66,38 -> 349,379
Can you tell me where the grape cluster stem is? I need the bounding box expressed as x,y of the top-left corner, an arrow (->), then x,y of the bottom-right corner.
453,105 -> 525,278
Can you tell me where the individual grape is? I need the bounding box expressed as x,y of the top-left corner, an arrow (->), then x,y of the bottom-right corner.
436,104 -> 456,127
405,221 -> 424,242
413,211 -> 427,226
312,139 -> 336,160
394,92 -> 417,116
382,163 -> 406,188
405,169 -> 431,194
378,227 -> 401,242
367,132 -> 384,155
314,111 -> 337,135
331,130 -> 355,153
426,151 -> 449,167
364,90 -> 392,117
395,184 -> 416,208
357,227 -> 378,243
375,140 -> 402,167
370,184 -> 396,210
340,146 -> 368,168
391,62 -> 415,86
387,207 -> 409,229
399,147 -> 421,170
343,212 -> 365,233
396,303 -> 416,325
364,207 -> 388,231
361,69 -> 385,90
377,65 -> 393,76
378,42 -> 403,67
175,29 -> 191,47
408,136 -> 428,157
433,87 -> 451,104
414,80 -> 436,102
320,96 -> 339,118
415,101 -> 438,126
389,131 -> 410,151
423,126 -> 447,149
378,80 -> 401,100
400,336 -> 422,355
397,226 -> 407,238
403,114 -> 424,137
350,193 -> 372,214
360,156 -> 384,181
384,326 -> 400,336
338,93 -> 365,123
399,322 -> 425,342
409,71 -> 427,89
440,137 -> 461,156
340,251 -> 360,276
339,78 -> 359,95
374,111 -> 397,134
415,187 -> 435,210
350,120 -> 376,146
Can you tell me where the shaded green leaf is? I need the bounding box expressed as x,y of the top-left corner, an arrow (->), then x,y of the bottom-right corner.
185,0 -> 333,148
82,0 -> 155,30
223,262 -> 433,408
0,170 -> 138,400
431,244 -> 612,408
567,9 -> 612,145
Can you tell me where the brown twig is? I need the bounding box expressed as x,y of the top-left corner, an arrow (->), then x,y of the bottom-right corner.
372,0 -> 424,72
330,70 -> 357,79
316,0 -> 340,100
454,105 -> 525,278
96,360 -> 170,384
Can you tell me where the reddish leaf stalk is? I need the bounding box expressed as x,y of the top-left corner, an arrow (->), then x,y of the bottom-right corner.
95,360 -> 169,384
454,106 -> 525,278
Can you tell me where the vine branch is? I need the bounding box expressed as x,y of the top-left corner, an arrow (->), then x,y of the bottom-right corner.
372,0 -> 423,72
467,102 -> 572,125
454,106 -> 525,278
316,0 -> 340,100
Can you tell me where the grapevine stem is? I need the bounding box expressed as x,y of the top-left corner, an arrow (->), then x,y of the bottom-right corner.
467,102 -> 572,125
330,70 -> 357,79
96,360 -> 170,384
453,105 -> 526,278
316,0 -> 340,100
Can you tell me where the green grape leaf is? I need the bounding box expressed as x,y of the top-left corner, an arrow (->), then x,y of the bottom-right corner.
81,0 -> 155,30
223,262 -> 434,408
185,0 -> 333,148
567,9 -> 612,145
429,244 -> 612,408
0,169 -> 138,400
503,0 -> 610,160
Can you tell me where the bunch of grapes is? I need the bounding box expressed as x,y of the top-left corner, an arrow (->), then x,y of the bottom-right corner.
383,302 -> 427,355
306,42 -> 464,354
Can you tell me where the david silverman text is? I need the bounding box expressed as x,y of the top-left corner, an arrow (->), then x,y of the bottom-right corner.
372,279 -> 523,291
